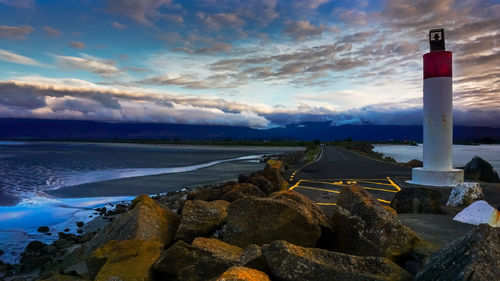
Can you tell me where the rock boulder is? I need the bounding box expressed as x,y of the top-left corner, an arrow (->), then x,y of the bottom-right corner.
221,183 -> 266,202
39,274 -> 86,281
263,240 -> 412,281
154,238 -> 243,281
453,200 -> 500,227
87,239 -> 163,281
446,182 -> 484,207
239,245 -> 269,273
87,195 -> 180,251
223,191 -> 330,248
249,167 -> 288,195
37,226 -> 50,233
187,182 -> 236,201
464,156 -> 500,182
20,241 -> 52,272
332,184 -> 424,262
175,200 -> 230,242
264,159 -> 285,172
390,187 -> 442,214
415,224 -> 500,281
407,159 -> 423,167
216,266 -> 271,281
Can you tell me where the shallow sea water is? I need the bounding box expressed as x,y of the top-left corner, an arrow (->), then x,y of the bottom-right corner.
0,141 -> 300,263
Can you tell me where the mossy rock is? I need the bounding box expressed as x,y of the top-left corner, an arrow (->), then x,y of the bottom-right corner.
39,274 -> 87,281
192,237 -> 243,263
175,200 -> 230,242
265,160 -> 284,171
154,238 -> 243,280
263,240 -> 412,281
87,195 -> 180,252
332,184 -> 424,262
221,183 -> 266,202
88,239 -> 162,281
216,266 -> 271,281
224,190 -> 331,248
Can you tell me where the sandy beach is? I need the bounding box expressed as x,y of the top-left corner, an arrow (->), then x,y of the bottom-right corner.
48,159 -> 269,198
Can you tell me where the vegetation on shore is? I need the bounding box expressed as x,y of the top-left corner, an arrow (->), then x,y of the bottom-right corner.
327,140 -> 398,163
15,138 -> 319,147
303,144 -> 322,164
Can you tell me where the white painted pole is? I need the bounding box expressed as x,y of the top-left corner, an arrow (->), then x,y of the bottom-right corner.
423,51 -> 453,170
409,29 -> 463,186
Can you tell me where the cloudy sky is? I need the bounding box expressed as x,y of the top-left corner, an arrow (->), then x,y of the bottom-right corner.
0,0 -> 498,128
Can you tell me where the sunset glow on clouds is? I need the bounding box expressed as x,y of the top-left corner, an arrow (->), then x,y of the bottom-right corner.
0,0 -> 498,128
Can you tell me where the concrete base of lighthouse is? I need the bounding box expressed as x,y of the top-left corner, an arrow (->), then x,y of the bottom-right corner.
408,167 -> 464,187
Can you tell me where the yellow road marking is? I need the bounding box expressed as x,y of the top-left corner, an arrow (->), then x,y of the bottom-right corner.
317,200 -> 389,205
301,179 -> 345,186
387,177 -> 401,191
306,178 -> 393,181
299,179 -> 396,193
362,186 -> 398,193
289,180 -> 302,190
356,180 -> 394,186
295,186 -> 340,193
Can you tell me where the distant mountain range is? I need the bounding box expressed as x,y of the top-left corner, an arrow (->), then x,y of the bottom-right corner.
1,118 -> 500,142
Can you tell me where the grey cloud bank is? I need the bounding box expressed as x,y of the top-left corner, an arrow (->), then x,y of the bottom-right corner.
1,81 -> 498,129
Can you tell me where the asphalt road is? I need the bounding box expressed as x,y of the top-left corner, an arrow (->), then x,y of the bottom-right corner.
288,146 -> 489,247
288,146 -> 412,213
293,146 -> 411,180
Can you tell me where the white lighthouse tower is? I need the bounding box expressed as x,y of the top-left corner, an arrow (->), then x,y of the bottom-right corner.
410,29 -> 464,186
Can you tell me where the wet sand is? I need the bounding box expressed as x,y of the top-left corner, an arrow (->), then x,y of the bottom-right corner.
48,159 -> 269,198
36,145 -> 303,198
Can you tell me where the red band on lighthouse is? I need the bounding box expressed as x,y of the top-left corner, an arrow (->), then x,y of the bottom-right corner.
423,51 -> 452,79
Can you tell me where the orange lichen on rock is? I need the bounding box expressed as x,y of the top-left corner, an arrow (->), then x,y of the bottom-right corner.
192,237 -> 243,262
489,209 -> 500,227
88,194 -> 180,252
266,159 -> 284,171
88,239 -> 163,281
216,266 -> 271,281
383,205 -> 397,216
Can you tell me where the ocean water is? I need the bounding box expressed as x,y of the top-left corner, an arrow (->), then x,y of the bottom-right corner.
0,141 -> 300,263
373,144 -> 500,173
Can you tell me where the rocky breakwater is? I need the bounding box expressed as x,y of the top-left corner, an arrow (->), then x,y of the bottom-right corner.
4,160 -> 498,281
464,156 -> 500,183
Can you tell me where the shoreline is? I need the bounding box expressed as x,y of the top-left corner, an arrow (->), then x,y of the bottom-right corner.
47,159 -> 269,198
3,146 -> 499,280
0,148 -> 308,265
0,139 -> 312,148
0,144 -> 305,205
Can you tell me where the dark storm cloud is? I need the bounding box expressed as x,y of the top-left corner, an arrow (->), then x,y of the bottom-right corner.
0,83 -> 46,109
0,82 -> 270,127
0,82 -> 121,110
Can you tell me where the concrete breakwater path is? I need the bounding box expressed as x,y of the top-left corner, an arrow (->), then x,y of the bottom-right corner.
288,146 -> 411,211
